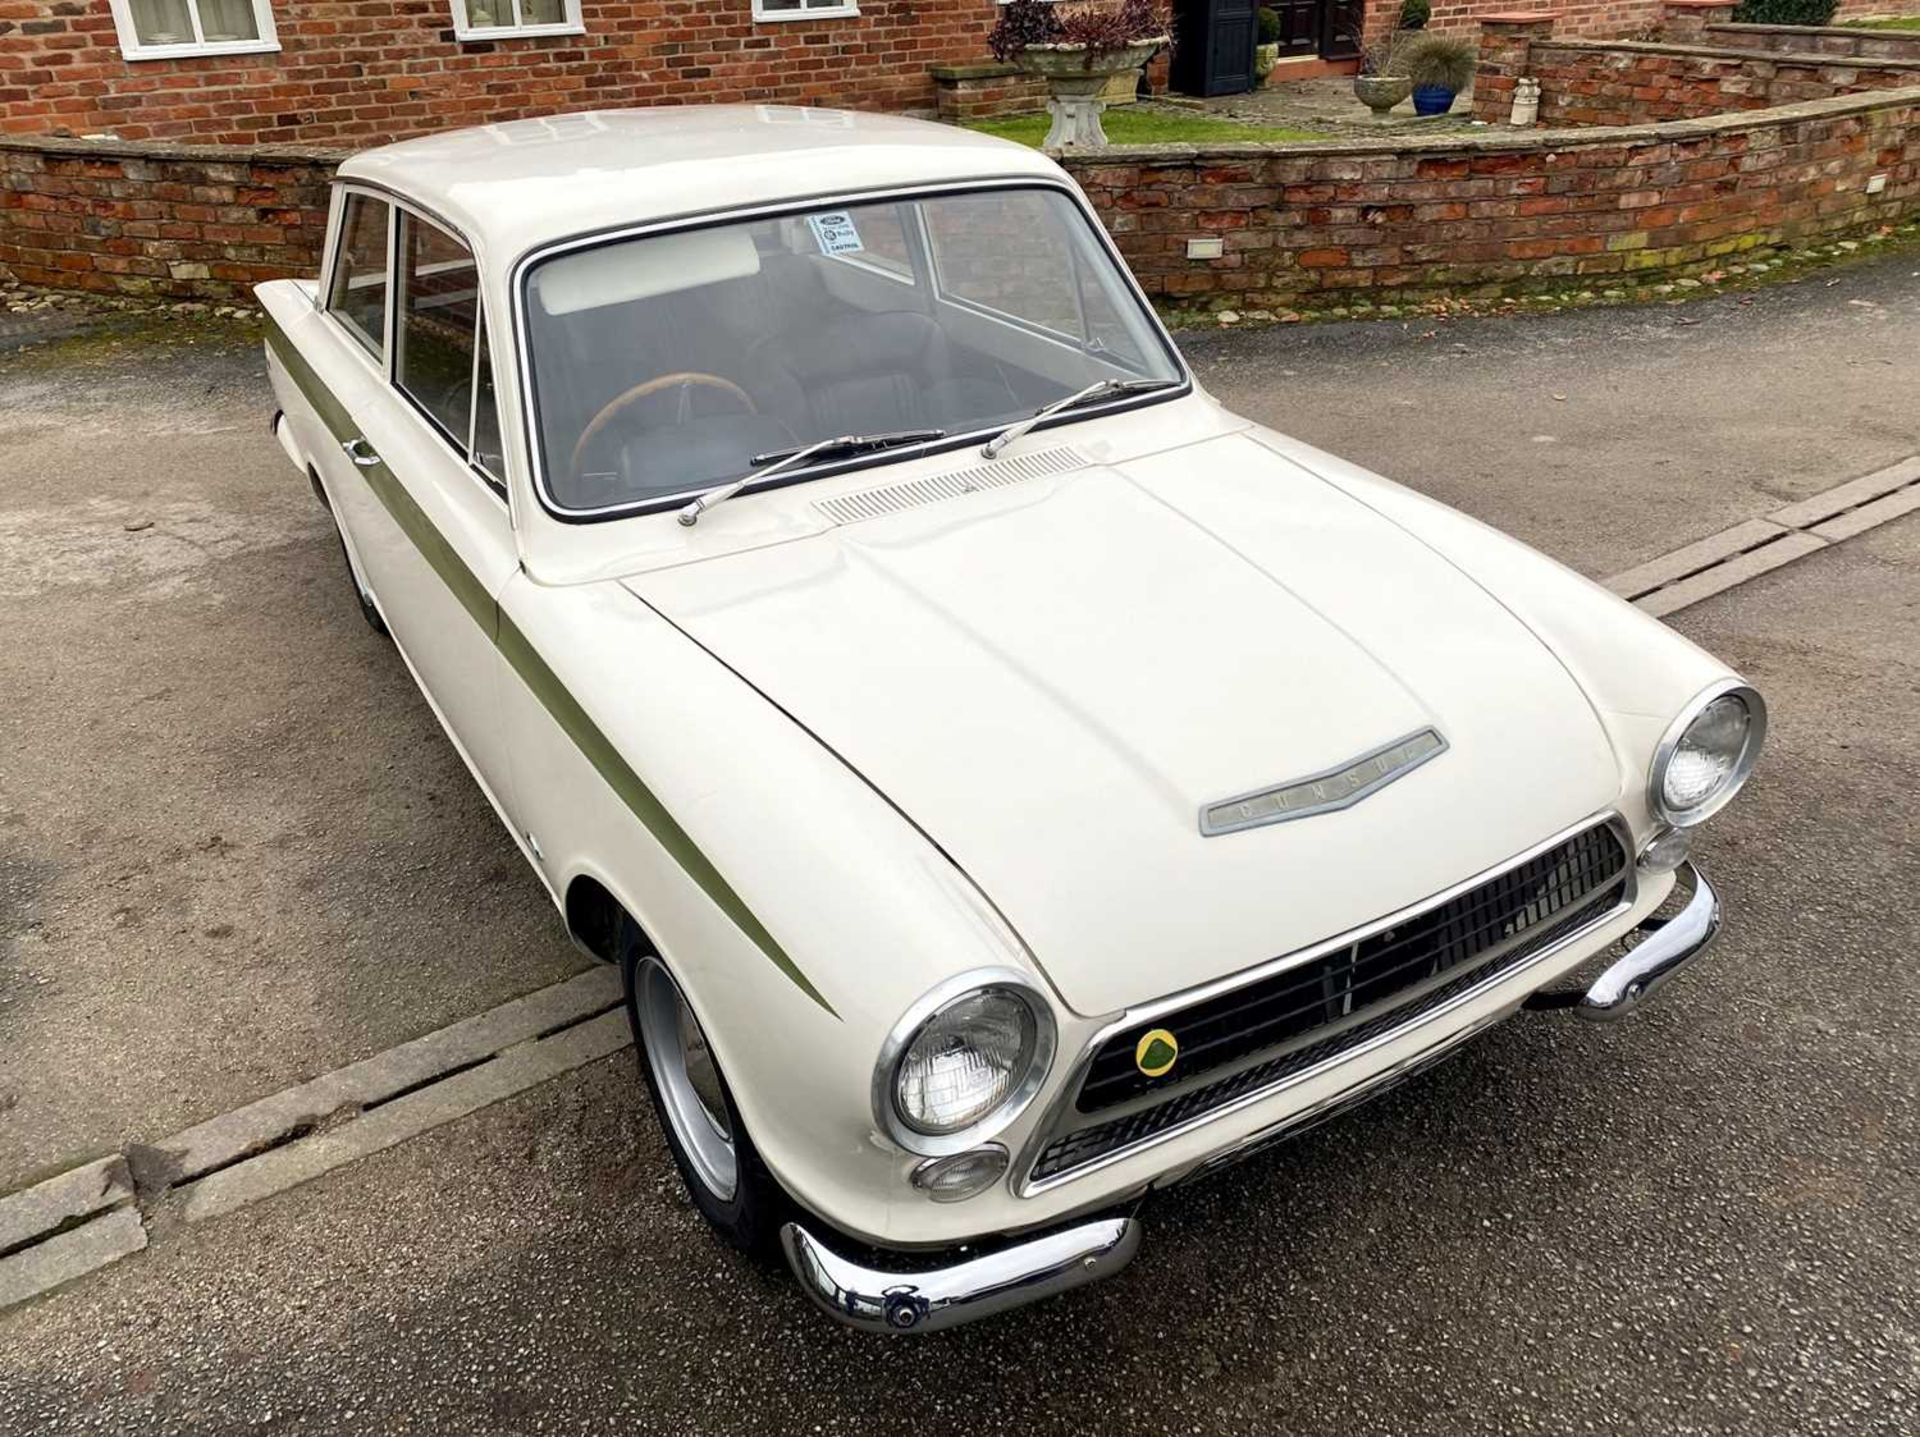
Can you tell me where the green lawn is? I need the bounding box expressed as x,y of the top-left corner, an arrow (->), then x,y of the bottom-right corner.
1849,14 -> 1920,26
967,109 -> 1327,148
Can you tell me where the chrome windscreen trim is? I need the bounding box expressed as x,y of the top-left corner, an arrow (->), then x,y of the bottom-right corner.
1015,812 -> 1637,1196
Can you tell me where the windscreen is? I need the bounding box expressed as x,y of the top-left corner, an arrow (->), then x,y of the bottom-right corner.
521,187 -> 1183,514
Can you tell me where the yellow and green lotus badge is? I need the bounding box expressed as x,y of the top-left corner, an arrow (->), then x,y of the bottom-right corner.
1134,1028 -> 1179,1078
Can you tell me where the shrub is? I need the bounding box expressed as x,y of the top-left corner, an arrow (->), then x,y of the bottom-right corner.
1400,31 -> 1477,89
989,0 -> 1061,61
1399,0 -> 1431,29
1730,0 -> 1837,22
1257,5 -> 1281,43
989,0 -> 1170,63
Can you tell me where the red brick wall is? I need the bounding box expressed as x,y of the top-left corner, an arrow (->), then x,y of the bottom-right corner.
1835,0 -> 1920,18
0,0 -> 1000,144
1363,0 -> 1666,51
1063,88 -> 1919,307
1508,39 -> 1920,124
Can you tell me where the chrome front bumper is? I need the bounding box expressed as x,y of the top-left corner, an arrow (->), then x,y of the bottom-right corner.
1523,860 -> 1721,1020
781,1215 -> 1141,1334
783,861 -> 1721,1334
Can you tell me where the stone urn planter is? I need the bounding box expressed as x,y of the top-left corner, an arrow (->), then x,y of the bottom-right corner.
1353,73 -> 1413,119
1016,40 -> 1166,148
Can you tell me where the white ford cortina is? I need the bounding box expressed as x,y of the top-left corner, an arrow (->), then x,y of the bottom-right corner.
259,106 -> 1765,1333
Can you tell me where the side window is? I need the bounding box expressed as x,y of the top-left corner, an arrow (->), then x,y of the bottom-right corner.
396,213 -> 480,447
329,193 -> 391,359
471,312 -> 506,482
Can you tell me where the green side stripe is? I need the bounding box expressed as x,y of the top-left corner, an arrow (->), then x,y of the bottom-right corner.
265,316 -> 836,1017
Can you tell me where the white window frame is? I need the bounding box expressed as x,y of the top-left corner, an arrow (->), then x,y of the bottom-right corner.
107,0 -> 279,60
448,0 -> 584,41
752,0 -> 860,23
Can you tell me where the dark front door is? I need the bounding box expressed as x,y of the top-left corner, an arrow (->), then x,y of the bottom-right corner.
1170,0 -> 1259,96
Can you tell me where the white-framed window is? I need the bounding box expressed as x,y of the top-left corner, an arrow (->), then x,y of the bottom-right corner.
449,0 -> 584,40
753,0 -> 860,22
107,0 -> 278,60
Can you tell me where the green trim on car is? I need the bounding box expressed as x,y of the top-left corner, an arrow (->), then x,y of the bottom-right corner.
264,314 -> 837,1018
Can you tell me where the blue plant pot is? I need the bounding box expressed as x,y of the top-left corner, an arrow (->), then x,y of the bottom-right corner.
1412,84 -> 1456,116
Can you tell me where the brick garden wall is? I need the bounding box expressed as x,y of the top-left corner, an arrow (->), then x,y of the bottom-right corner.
0,133 -> 332,294
1061,87 -> 1919,309
1702,21 -> 1920,59
1504,39 -> 1920,125
0,0 -> 1000,145
4,87 -> 1917,306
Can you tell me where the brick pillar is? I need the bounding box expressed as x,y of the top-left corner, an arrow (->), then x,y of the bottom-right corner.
1658,0 -> 1740,42
1475,12 -> 1560,125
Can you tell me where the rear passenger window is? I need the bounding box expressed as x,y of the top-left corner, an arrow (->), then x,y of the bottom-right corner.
396,214 -> 480,448
328,193 -> 390,358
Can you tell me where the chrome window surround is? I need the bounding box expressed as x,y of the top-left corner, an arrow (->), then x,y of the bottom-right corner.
872,967 -> 1060,1159
1649,679 -> 1768,829
506,176 -> 1194,524
1014,812 -> 1639,1196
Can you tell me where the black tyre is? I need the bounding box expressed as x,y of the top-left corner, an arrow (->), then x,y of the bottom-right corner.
619,921 -> 785,1256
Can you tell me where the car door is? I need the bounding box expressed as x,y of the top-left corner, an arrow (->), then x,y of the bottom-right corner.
307,187 -> 522,825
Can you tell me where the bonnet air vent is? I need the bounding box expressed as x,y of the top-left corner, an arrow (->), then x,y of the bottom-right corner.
812,446 -> 1086,526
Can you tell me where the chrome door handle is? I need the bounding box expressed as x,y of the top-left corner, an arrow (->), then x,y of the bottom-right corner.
341,436 -> 381,468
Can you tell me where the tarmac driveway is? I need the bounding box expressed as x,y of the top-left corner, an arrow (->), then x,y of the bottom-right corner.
0,254 -> 1916,1433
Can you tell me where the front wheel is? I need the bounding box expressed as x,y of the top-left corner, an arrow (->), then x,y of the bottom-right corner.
619,925 -> 785,1256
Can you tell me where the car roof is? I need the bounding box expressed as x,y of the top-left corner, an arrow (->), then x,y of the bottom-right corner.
338,106 -> 1068,262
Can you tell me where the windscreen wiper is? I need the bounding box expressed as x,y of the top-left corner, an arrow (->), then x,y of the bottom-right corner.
677,428 -> 946,527
979,378 -> 1180,460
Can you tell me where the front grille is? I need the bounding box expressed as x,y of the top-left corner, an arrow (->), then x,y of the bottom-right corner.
1028,823 -> 1629,1185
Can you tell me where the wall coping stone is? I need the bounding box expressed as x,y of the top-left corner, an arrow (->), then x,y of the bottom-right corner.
1533,36 -> 1920,69
0,133 -> 352,165
1054,82 -> 1920,166
1478,11 -> 1564,23
927,61 -> 1025,80
1709,20 -> 1920,38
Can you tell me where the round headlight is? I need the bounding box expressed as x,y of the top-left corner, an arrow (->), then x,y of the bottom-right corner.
877,972 -> 1056,1153
1651,682 -> 1766,827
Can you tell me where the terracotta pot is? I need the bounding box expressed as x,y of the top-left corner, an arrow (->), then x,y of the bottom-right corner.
1353,73 -> 1413,117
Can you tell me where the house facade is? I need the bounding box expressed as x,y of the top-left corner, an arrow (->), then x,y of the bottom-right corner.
0,0 -> 1001,144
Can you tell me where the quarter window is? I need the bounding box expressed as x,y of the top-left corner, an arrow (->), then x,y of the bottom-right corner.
328,193 -> 391,362
448,0 -> 582,38
107,0 -> 279,58
396,215 -> 480,446
472,314 -> 506,482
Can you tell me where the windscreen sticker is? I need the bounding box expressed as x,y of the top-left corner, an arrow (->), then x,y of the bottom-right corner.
807,211 -> 865,257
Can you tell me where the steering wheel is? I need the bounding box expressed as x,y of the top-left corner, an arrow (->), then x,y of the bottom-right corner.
570,371 -> 757,485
